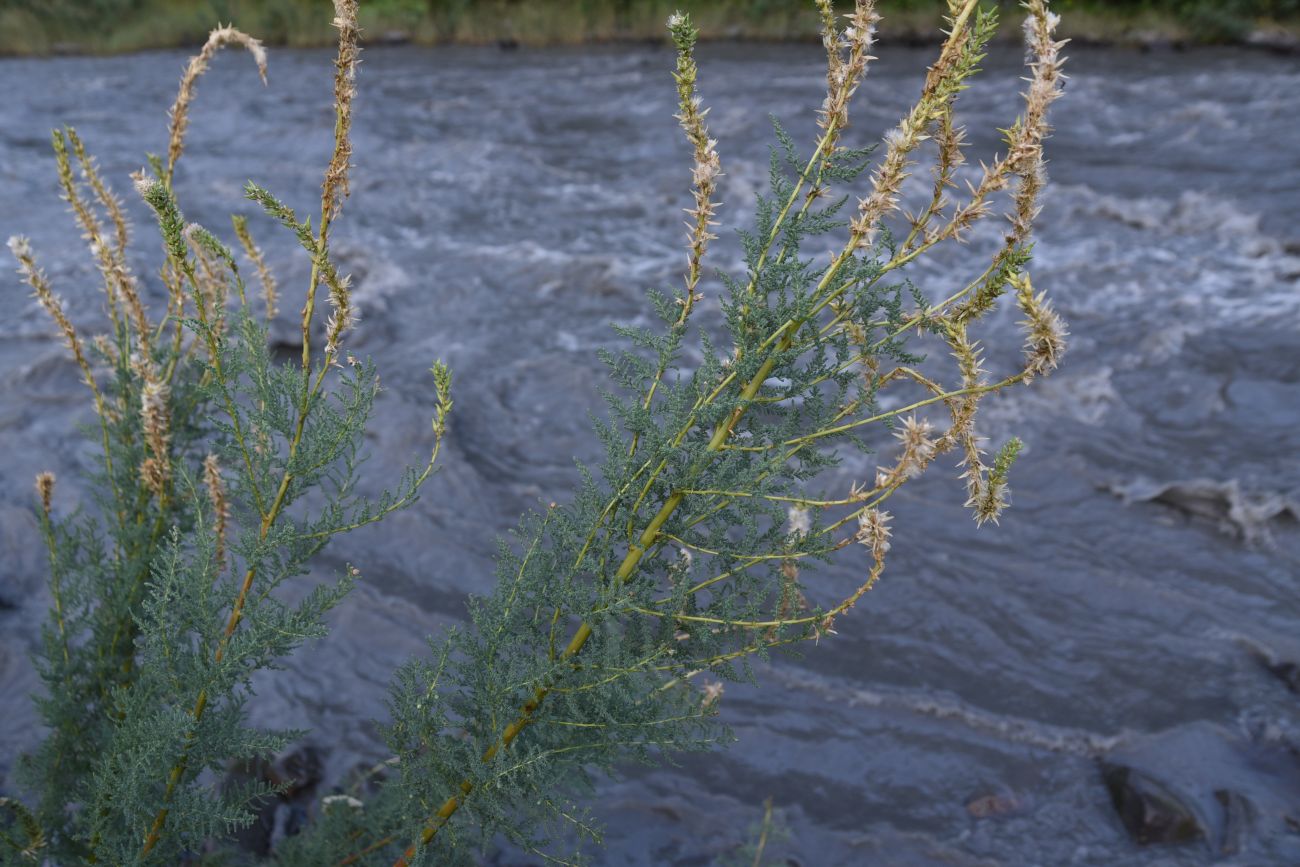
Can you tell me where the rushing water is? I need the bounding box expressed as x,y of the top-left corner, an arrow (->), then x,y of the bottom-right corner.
1,39 -> 1299,865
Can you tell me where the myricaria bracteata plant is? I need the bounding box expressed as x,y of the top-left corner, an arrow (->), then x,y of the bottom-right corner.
5,2 -> 448,863
3,1 -> 1066,864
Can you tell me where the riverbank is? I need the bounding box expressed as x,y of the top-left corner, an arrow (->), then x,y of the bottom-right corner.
1,0 -> 1297,57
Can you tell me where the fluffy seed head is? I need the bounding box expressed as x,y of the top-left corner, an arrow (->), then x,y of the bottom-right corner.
203,454 -> 229,570
232,214 -> 277,319
35,472 -> 55,515
10,235 -> 96,392
786,505 -> 812,537
895,416 -> 937,479
322,0 -> 361,224
168,25 -> 268,180
138,369 -> 171,499
855,508 -> 892,562
1013,273 -> 1067,380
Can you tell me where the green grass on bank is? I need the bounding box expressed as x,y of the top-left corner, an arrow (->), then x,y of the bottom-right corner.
1,0 -> 1297,56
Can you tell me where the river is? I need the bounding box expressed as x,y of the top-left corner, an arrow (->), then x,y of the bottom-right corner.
1,38 -> 1298,865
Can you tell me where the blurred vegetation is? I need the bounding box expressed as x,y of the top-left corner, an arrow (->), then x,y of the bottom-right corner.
1061,0 -> 1299,40
0,0 -> 1297,57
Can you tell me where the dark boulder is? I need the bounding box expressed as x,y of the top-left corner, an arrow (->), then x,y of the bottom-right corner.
1098,722 -> 1300,856
1266,661 -> 1300,694
226,744 -> 324,855
1101,762 -> 1206,845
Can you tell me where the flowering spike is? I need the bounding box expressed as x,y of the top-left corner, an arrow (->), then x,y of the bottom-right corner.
35,472 -> 55,516
167,25 -> 268,182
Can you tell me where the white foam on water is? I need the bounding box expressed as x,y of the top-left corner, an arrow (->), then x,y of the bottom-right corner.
1038,185 -> 1300,334
763,663 -> 1123,758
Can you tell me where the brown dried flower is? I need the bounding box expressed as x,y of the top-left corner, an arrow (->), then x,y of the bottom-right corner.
167,25 -> 268,182
137,362 -> 171,499
35,472 -> 55,515
1013,273 -> 1067,380
203,454 -> 229,570
9,236 -> 96,394
322,0 -> 360,225
232,214 -> 277,320
855,508 -> 892,562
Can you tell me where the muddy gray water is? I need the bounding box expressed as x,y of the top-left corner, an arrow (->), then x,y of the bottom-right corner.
2,39 -> 1300,866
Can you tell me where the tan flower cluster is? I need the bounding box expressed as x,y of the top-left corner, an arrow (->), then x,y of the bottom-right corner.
895,416 -> 938,480
850,0 -> 983,247
1008,2 -> 1067,245
932,0 -> 1066,254
322,0 -> 361,225
315,0 -> 363,363
855,507 -> 892,563
232,214 -> 278,320
1014,272 -> 1067,381
135,356 -> 171,499
185,222 -> 231,335
203,454 -> 229,571
35,472 -> 56,516
668,11 -> 720,317
8,236 -> 94,393
55,129 -> 151,352
322,268 -> 356,361
167,25 -> 268,181
815,0 -> 879,160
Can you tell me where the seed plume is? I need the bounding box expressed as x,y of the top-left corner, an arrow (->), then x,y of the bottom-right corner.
203,454 -> 229,570
9,236 -> 95,393
35,472 -> 55,516
322,0 -> 360,225
167,25 -> 268,183
232,214 -> 277,319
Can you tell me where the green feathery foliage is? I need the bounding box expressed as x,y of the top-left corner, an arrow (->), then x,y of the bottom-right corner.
4,1 -> 1069,865
5,3 -> 446,864
288,2 -> 1068,864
